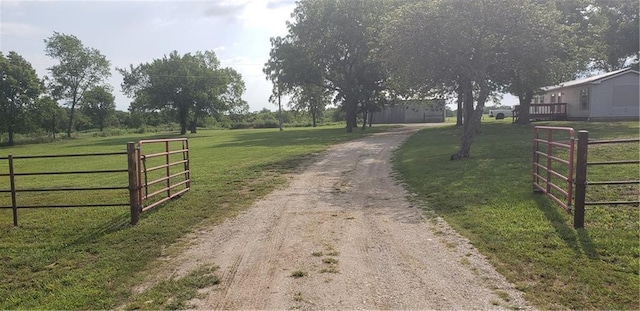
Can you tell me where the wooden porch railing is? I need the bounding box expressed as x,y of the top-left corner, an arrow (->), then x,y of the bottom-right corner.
514,103 -> 568,123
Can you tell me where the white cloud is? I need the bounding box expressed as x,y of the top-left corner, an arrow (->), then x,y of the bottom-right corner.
0,22 -> 42,37
239,0 -> 294,33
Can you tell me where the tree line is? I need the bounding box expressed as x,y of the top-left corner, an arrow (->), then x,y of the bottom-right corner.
2,33 -> 257,146
2,0 -> 638,157
263,0 -> 638,159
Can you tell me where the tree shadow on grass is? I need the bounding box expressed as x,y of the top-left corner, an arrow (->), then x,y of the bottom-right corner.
77,133 -> 186,148
63,211 -> 131,250
534,195 -> 599,260
210,127 -> 380,149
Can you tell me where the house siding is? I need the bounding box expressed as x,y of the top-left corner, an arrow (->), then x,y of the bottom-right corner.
562,87 -> 589,119
589,72 -> 639,119
371,100 -> 445,124
542,70 -> 639,120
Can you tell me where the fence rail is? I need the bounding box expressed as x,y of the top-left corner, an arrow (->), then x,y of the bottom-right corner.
533,127 -> 639,228
1,139 -> 191,227
0,143 -> 138,226
574,131 -> 640,228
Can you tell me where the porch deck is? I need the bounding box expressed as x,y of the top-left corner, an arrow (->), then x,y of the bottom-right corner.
513,103 -> 568,123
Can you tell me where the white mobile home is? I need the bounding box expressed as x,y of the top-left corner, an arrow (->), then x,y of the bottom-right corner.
535,67 -> 639,121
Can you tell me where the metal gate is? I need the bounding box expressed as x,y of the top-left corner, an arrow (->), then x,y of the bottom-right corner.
137,138 -> 190,212
532,126 -> 575,212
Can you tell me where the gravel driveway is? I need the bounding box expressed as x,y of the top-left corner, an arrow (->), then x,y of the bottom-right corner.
136,125 -> 533,310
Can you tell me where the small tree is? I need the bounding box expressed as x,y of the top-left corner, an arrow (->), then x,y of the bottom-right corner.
33,95 -> 66,139
81,86 -> 115,131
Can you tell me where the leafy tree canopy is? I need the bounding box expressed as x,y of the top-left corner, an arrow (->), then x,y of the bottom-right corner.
0,51 -> 43,145
118,50 -> 246,134
44,32 -> 111,138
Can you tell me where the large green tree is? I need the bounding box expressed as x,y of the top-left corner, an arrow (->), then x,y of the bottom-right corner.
44,32 -> 111,138
81,85 -> 115,131
119,51 -> 244,134
0,51 -> 43,146
590,0 -> 639,71
499,1 -> 585,124
265,0 -> 392,133
383,0 -> 582,159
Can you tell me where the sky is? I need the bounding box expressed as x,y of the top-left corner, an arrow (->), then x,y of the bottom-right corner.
0,0 -> 297,112
0,0 -> 518,113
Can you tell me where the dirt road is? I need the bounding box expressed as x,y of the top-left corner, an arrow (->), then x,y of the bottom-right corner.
143,125 -> 532,310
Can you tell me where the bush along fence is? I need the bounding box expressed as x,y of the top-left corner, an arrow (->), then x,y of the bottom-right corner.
533,126 -> 639,228
0,139 -> 190,226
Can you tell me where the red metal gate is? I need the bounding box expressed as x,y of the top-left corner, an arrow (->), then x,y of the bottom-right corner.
137,138 -> 190,212
532,126 -> 575,212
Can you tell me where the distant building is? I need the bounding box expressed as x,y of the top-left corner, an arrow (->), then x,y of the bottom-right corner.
535,67 -> 639,121
371,99 -> 445,124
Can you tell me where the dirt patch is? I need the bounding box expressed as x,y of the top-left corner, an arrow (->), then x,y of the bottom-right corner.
132,125 -> 533,310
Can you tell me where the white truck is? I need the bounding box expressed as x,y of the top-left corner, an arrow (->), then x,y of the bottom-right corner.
489,109 -> 514,120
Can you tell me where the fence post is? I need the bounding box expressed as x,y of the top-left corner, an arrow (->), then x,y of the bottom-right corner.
9,155 -> 18,227
127,142 -> 140,225
574,130 -> 588,229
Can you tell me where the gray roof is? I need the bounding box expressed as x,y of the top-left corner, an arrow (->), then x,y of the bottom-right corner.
543,67 -> 639,92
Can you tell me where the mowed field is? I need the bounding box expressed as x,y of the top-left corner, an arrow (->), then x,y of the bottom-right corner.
0,120 -> 638,310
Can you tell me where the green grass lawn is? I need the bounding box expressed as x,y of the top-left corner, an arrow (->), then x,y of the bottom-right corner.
394,119 -> 639,310
0,125 -> 390,309
1,120 -> 637,310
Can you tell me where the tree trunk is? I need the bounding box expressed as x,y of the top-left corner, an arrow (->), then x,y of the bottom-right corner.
456,86 -> 463,126
179,106 -> 188,135
52,114 -> 56,140
67,104 -> 75,138
462,80 -> 474,134
516,91 -> 533,125
190,115 -> 197,134
451,80 -> 490,160
345,97 -> 357,133
312,110 -> 317,127
361,109 -> 367,130
8,127 -> 14,146
368,110 -> 373,128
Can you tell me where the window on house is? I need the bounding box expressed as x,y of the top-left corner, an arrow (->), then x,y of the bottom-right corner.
550,93 -> 556,103
580,88 -> 589,110
540,95 -> 545,103
533,96 -> 539,104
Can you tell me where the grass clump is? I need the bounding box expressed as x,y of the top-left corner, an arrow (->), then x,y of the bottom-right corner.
123,264 -> 219,310
394,120 -> 639,310
291,270 -> 308,278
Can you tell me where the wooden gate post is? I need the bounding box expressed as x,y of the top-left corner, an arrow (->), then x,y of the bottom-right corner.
127,142 -> 140,225
574,130 -> 589,229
